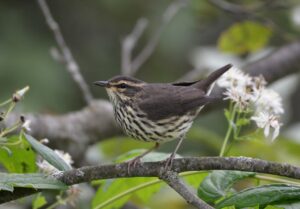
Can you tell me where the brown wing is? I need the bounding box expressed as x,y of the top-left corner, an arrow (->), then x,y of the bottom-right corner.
137,84 -> 212,121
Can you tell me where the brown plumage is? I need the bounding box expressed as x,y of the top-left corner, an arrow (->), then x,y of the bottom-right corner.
94,64 -> 232,170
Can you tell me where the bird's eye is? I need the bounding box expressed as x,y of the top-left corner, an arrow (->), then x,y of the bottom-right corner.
117,83 -> 127,89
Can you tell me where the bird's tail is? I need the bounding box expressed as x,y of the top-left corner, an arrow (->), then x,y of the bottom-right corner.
193,64 -> 232,92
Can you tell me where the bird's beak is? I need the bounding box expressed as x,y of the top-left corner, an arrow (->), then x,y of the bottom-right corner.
93,81 -> 109,87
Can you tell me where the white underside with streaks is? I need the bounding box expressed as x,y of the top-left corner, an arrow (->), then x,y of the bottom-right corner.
107,90 -> 200,143
115,103 -> 197,143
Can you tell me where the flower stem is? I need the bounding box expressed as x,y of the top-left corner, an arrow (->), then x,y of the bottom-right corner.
2,102 -> 16,121
0,98 -> 12,107
219,106 -> 237,157
0,121 -> 22,138
255,174 -> 300,186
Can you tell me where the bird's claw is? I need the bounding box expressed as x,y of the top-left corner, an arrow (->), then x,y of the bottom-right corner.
164,153 -> 175,171
127,157 -> 142,174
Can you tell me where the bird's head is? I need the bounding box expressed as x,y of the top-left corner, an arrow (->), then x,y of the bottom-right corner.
94,75 -> 145,104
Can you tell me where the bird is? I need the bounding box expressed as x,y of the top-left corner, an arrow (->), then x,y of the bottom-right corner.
94,64 -> 232,170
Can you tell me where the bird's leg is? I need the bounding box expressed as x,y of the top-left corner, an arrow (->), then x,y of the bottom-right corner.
164,137 -> 185,170
127,142 -> 160,174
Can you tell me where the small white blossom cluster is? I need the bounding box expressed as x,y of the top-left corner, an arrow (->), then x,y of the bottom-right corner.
37,150 -> 73,175
22,119 -> 31,132
13,86 -> 30,102
217,66 -> 283,141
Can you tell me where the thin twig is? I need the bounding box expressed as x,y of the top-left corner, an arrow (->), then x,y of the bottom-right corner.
160,171 -> 214,209
121,18 -> 148,75
206,0 -> 274,15
37,0 -> 93,104
128,0 -> 187,76
207,0 -> 249,14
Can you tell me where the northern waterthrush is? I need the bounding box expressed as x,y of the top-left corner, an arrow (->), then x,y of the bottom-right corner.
94,64 -> 232,169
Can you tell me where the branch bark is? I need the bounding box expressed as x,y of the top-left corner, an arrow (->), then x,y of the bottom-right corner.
5,100 -> 120,163
159,171 -> 214,209
2,157 -> 300,204
244,41 -> 300,83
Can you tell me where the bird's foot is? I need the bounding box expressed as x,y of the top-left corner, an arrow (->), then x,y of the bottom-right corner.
127,156 -> 142,174
164,153 -> 175,171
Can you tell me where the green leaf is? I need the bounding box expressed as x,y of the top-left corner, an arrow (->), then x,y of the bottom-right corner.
1,146 -> 12,156
115,149 -> 181,163
272,201 -> 300,209
33,193 -> 47,209
228,136 -> 300,164
92,179 -> 132,209
236,118 -> 250,127
198,170 -> 255,202
218,21 -> 272,55
92,177 -> 161,209
24,133 -> 72,171
132,177 -> 162,203
216,184 -> 300,209
224,109 -> 231,121
183,172 -> 208,189
99,137 -> 153,159
0,136 -> 36,173
265,205 -> 284,209
0,183 -> 14,192
0,173 -> 67,192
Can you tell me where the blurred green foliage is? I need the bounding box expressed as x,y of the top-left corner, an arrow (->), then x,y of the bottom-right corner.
0,135 -> 36,173
218,21 -> 272,55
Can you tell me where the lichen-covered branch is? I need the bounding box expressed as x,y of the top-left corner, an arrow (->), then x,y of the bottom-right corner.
159,171 -> 214,209
2,156 -> 300,204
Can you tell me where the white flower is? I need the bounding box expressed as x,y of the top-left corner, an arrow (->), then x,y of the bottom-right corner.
218,67 -> 255,109
217,67 -> 252,88
249,76 -> 267,102
223,87 -> 253,109
13,86 -> 30,102
22,120 -> 31,132
36,160 -> 58,175
218,65 -> 284,142
16,86 -> 30,97
40,138 -> 49,144
67,185 -> 81,206
251,112 -> 281,141
37,150 -> 73,175
55,150 -> 73,165
255,88 -> 284,115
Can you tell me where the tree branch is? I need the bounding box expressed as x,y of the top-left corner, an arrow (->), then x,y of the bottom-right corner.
244,41 -> 300,83
5,100 -> 120,163
159,171 -> 214,209
37,0 -> 93,104
2,157 -> 300,204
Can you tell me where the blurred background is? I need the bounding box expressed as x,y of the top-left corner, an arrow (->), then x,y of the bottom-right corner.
1,0 -> 300,208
